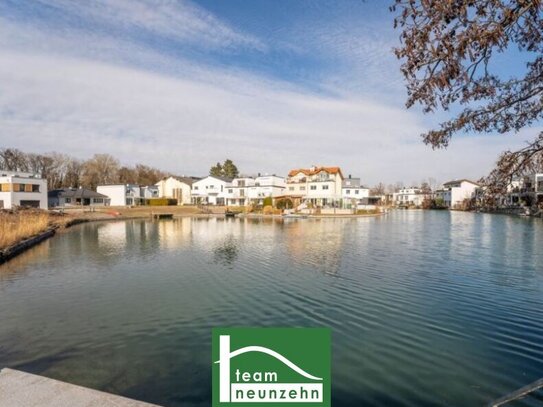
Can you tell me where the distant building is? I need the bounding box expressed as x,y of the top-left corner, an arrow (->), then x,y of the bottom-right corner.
224,177 -> 254,206
191,176 -> 232,205
0,170 -> 47,209
155,176 -> 196,205
48,187 -> 109,207
441,179 -> 480,208
392,187 -> 426,207
341,175 -> 369,208
248,175 -> 286,205
286,166 -> 344,207
507,173 -> 543,206
97,184 -> 143,206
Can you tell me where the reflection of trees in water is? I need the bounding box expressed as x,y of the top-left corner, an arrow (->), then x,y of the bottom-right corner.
213,236 -> 238,267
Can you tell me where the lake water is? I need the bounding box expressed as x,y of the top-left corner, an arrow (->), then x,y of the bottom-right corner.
1,211 -> 542,406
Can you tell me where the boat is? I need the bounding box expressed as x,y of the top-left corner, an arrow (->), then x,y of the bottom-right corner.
225,210 -> 239,218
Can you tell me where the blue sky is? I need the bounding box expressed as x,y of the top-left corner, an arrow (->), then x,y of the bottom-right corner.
0,0 -> 534,184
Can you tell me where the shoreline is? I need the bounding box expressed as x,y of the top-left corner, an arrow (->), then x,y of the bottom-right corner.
0,207 -> 388,265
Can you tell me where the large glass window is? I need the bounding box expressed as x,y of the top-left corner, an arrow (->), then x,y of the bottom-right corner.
32,184 -> 40,192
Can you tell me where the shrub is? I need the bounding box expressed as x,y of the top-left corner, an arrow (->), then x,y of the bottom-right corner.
147,198 -> 178,206
263,196 -> 273,207
276,198 -> 293,210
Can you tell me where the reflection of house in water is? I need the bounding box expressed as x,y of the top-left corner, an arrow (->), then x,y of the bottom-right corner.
284,219 -> 344,275
157,218 -> 193,249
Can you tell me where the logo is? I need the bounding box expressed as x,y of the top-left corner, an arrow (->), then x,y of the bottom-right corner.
212,328 -> 330,406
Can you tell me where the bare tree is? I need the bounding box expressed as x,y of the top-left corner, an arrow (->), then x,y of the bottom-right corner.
81,154 -> 120,189
370,182 -> 386,196
391,0 -> 543,188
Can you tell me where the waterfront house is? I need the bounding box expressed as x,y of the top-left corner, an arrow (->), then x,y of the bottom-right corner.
392,187 -> 427,207
224,175 -> 286,206
97,184 -> 143,206
224,177 -> 254,206
248,175 -> 286,205
341,175 -> 369,208
0,170 -> 47,209
191,176 -> 232,205
155,176 -> 196,205
286,166 -> 344,208
441,179 -> 480,209
48,187 -> 109,207
507,173 -> 543,207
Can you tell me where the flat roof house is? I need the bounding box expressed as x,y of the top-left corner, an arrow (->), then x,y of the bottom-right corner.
392,187 -> 427,208
191,176 -> 232,205
442,179 -> 480,209
0,170 -> 47,209
48,187 -> 109,208
97,184 -> 142,206
342,176 -> 369,208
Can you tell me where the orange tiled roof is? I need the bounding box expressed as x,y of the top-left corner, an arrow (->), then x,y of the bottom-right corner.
288,166 -> 343,178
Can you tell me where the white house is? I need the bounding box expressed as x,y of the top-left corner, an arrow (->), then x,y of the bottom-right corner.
155,176 -> 195,205
342,176 -> 369,208
97,184 -> 142,206
248,175 -> 286,205
224,177 -> 254,206
441,179 -> 480,209
48,187 -> 109,207
0,170 -> 47,209
191,176 -> 232,205
392,187 -> 427,207
506,173 -> 543,206
285,166 -> 344,207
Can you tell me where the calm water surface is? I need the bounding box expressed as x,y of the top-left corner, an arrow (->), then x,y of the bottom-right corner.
1,211 -> 542,406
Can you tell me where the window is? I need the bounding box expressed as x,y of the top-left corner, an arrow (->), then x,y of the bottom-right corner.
355,190 -> 359,195
310,185 -> 317,190
322,185 -> 329,190
32,184 -> 40,192
228,189 -> 233,193
18,184 -> 25,192
0,183 -> 10,192
94,198 -> 103,203
194,186 -> 199,190
65,198 -> 71,203
289,186 -> 295,191
346,190 -> 350,194
300,186 -> 306,191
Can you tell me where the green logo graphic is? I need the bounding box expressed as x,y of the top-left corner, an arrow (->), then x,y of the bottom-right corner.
212,328 -> 331,406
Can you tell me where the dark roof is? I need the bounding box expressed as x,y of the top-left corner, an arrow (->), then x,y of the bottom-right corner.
342,178 -> 361,188
48,188 -> 108,199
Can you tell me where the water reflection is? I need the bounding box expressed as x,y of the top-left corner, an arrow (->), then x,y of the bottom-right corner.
0,212 -> 542,407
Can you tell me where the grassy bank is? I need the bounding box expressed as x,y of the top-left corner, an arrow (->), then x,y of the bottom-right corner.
0,211 -> 50,250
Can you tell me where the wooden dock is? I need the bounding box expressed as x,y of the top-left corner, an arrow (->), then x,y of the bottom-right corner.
0,368 -> 160,407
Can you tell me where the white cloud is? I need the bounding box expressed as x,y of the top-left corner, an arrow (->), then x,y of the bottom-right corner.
30,0 -> 265,51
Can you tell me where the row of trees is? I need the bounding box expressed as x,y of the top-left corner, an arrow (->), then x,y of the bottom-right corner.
0,148 -> 167,190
